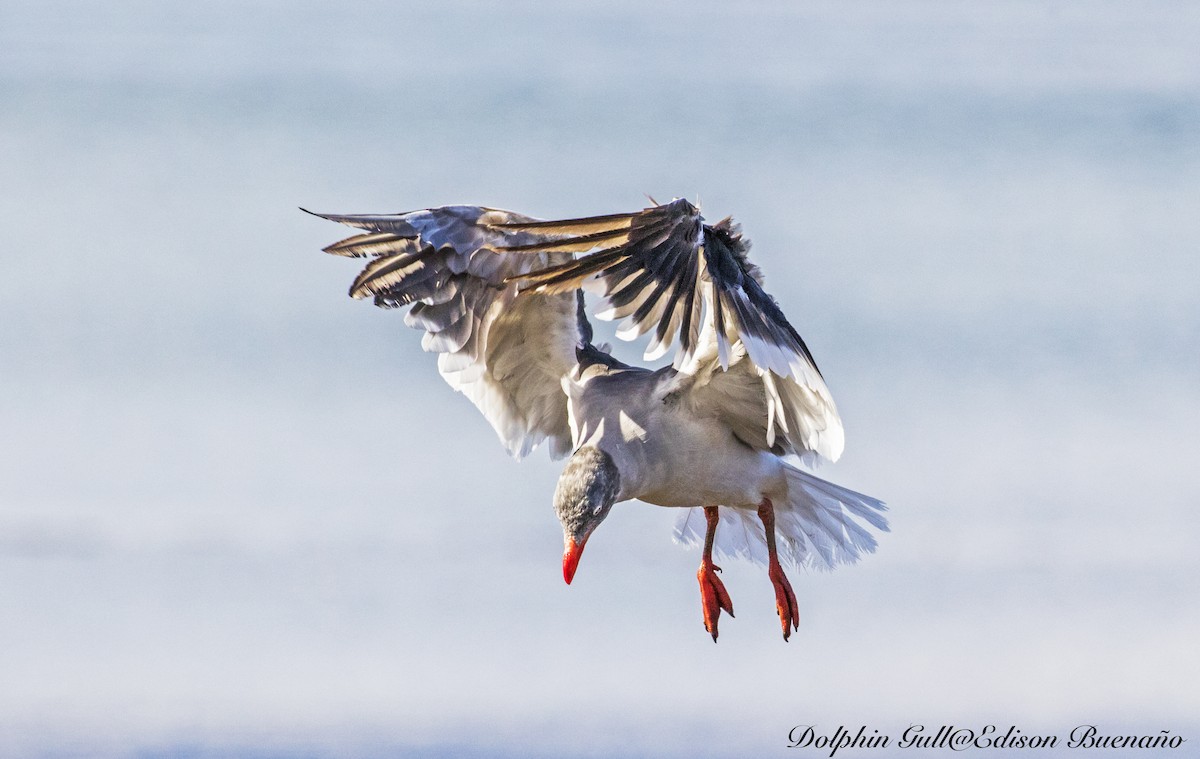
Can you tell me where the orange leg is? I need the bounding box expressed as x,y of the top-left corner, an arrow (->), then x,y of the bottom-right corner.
758,498 -> 800,641
697,506 -> 734,642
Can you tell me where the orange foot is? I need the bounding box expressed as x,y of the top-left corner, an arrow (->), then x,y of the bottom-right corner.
768,561 -> 800,641
697,560 -> 735,642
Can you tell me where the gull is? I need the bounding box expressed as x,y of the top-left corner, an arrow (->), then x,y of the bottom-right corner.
305,198 -> 887,641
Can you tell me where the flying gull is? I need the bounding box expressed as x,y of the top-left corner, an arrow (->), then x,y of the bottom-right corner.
305,198 -> 887,641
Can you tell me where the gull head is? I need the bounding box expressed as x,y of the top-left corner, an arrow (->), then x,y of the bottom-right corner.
553,446 -> 620,584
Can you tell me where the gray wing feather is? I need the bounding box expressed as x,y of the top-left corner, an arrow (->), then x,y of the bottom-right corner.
307,206 -> 586,459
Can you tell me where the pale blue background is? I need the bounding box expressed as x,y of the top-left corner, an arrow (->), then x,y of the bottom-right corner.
1,1 -> 1197,757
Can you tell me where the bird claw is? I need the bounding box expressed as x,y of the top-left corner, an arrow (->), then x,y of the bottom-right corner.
768,562 -> 800,641
698,560 -> 735,641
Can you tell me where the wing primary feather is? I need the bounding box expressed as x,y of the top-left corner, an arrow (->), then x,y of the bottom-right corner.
512,252 -> 630,293
677,267 -> 700,356
606,270 -> 656,306
649,260 -> 695,351
302,208 -> 417,233
598,277 -> 656,321
712,291 -> 731,370
645,297 -> 684,360
322,231 -> 416,258
494,226 -> 630,253
349,250 -> 432,298
627,279 -> 672,328
490,212 -> 635,234
504,247 -> 626,284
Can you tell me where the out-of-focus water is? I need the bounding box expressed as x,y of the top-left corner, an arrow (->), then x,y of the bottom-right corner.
2,2 -> 1197,757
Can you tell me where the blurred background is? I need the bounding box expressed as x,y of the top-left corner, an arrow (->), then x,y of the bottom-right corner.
1,1 -> 1197,757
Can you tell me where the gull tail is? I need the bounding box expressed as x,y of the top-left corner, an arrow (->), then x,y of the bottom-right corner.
672,464 -> 888,570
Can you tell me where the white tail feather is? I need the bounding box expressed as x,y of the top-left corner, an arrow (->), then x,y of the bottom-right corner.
671,464 -> 888,570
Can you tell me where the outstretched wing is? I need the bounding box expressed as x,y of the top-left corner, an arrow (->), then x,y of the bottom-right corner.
499,198 -> 843,462
307,205 -> 587,460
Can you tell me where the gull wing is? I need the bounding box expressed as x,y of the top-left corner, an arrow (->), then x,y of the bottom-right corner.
500,198 -> 843,462
307,205 -> 589,459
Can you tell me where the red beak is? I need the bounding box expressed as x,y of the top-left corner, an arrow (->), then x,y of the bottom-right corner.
563,536 -> 587,585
